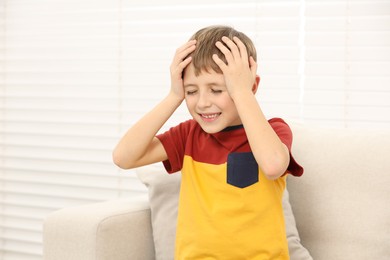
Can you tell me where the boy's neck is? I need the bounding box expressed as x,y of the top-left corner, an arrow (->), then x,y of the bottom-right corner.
221,124 -> 244,132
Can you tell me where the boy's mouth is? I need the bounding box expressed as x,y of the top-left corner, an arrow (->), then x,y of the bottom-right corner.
199,113 -> 221,122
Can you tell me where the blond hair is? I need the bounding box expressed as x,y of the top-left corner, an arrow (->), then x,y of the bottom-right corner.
188,25 -> 257,76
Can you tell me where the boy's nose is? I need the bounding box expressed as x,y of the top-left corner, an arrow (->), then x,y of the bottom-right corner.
197,92 -> 212,109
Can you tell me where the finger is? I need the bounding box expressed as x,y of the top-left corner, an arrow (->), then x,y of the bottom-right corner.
177,39 -> 197,53
178,56 -> 192,71
249,56 -> 258,77
215,40 -> 234,65
171,47 -> 195,70
173,40 -> 196,65
221,36 -> 241,61
212,54 -> 228,72
171,41 -> 195,71
233,36 -> 249,65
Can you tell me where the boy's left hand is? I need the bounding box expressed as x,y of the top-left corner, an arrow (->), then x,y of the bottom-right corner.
212,36 -> 257,98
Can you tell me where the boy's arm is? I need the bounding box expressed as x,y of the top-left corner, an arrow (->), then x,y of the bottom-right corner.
113,40 -> 196,169
213,36 -> 290,180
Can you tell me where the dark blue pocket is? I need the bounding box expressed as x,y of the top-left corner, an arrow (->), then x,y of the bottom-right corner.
227,152 -> 259,188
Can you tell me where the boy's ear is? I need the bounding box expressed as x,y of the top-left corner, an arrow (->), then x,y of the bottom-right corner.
252,75 -> 260,94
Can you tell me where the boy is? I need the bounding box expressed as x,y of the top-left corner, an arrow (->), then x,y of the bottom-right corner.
113,25 -> 303,259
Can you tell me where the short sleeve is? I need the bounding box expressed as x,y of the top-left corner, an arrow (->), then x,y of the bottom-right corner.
156,120 -> 193,174
269,118 -> 304,177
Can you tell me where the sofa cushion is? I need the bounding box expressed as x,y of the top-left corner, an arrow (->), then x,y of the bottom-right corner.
288,124 -> 390,260
137,163 -> 312,260
137,164 -> 180,259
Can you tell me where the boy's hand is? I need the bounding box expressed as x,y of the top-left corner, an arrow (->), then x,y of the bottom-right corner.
212,36 -> 257,98
170,40 -> 197,100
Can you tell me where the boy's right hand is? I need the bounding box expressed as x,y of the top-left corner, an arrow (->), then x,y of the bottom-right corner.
170,40 -> 197,100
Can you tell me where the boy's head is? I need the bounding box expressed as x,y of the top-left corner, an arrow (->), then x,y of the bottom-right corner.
187,25 -> 257,76
182,25 -> 259,134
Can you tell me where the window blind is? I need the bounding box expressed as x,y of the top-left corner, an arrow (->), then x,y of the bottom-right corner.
0,0 -> 389,259
302,0 -> 390,127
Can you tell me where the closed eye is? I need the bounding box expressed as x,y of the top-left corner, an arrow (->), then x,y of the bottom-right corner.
186,90 -> 197,95
212,89 -> 223,94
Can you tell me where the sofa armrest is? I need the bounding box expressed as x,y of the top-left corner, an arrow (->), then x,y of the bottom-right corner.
43,195 -> 155,260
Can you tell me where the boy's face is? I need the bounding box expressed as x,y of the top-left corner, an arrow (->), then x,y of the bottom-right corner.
183,64 -> 242,133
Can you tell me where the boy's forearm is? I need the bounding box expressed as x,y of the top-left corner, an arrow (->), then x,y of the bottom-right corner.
231,90 -> 290,179
113,92 -> 182,169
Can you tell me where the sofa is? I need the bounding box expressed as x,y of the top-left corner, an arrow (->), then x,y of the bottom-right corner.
43,124 -> 390,260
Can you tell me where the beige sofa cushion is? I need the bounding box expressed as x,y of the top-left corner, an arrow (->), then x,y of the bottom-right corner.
288,125 -> 390,260
137,164 -> 180,259
137,163 -> 312,260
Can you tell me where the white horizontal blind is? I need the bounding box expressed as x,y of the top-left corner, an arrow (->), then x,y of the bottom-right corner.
0,0 -> 389,259
302,0 -> 390,127
0,1 -> 148,259
251,1 -> 303,121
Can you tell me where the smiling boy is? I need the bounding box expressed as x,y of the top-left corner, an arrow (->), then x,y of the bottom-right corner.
113,25 -> 303,259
